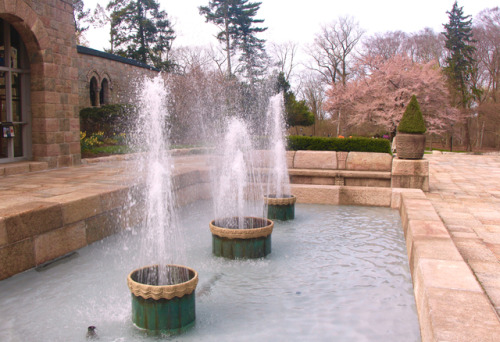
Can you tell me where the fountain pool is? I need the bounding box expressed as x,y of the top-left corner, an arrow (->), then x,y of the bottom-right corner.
0,201 -> 420,341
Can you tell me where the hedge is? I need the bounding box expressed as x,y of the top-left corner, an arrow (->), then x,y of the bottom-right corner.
80,104 -> 136,137
287,135 -> 391,154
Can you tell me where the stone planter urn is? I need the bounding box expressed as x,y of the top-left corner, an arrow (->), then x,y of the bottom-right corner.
127,264 -> 198,332
210,217 -> 274,259
396,95 -> 427,160
395,133 -> 426,159
264,194 -> 296,221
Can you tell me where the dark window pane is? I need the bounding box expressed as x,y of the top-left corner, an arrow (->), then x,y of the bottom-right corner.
90,77 -> 98,106
10,26 -> 20,69
12,73 -> 21,122
14,124 -> 22,157
0,19 -> 4,67
0,72 -> 5,122
0,136 -> 7,158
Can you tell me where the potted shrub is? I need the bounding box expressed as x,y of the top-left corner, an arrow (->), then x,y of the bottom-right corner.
396,95 -> 426,159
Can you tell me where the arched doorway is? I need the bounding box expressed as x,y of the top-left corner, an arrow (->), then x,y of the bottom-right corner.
0,18 -> 31,162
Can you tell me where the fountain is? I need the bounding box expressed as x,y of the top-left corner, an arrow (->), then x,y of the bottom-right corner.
210,117 -> 273,259
0,202 -> 420,341
263,93 -> 296,220
126,75 -> 198,332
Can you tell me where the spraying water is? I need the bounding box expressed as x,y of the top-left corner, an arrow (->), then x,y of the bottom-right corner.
266,93 -> 291,198
132,75 -> 186,285
213,117 -> 265,229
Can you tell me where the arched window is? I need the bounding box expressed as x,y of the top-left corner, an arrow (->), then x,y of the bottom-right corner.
89,76 -> 99,107
100,78 -> 110,105
0,19 -> 31,162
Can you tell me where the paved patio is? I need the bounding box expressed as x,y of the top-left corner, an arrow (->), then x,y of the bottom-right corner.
425,153 -> 500,316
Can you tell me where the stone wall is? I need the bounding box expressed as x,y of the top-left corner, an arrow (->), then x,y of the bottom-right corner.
1,0 -> 81,168
287,151 -> 394,188
251,150 -> 429,190
77,46 -> 159,109
0,166 -> 212,280
0,1 -> 160,168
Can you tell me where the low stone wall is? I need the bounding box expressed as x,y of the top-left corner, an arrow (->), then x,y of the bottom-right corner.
394,189 -> 499,341
286,151 -> 428,190
0,168 -> 212,280
291,184 -> 392,206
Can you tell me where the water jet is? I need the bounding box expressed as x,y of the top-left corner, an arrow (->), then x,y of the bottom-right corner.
127,76 -> 198,332
264,94 -> 295,220
211,117 -> 273,259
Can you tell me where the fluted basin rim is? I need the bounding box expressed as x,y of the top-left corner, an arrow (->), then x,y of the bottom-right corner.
127,264 -> 198,300
210,217 -> 274,239
264,194 -> 297,206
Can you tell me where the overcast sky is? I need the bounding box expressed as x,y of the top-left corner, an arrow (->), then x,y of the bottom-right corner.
83,0 -> 499,51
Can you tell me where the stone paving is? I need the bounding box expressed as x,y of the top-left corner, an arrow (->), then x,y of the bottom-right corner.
426,153 -> 500,317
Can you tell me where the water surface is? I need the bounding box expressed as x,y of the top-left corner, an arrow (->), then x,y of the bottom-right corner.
0,202 -> 420,342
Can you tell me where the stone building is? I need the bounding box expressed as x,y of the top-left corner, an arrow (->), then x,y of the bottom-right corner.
77,45 -> 158,109
0,0 -> 158,168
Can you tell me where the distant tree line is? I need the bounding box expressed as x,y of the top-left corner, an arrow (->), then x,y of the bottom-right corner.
73,0 -> 500,150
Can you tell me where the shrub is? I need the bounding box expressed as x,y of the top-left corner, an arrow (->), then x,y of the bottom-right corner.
287,136 -> 391,153
397,95 -> 426,134
80,104 -> 136,137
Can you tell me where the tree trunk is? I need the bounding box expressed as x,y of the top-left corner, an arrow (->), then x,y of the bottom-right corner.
224,4 -> 232,76
336,109 -> 341,136
138,3 -> 146,64
480,121 -> 485,149
465,117 -> 472,151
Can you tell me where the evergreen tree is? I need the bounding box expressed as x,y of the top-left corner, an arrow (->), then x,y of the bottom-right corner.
442,1 -> 477,108
199,0 -> 267,78
276,72 -> 314,128
234,2 -> 268,82
107,0 -> 175,70
72,0 -> 91,45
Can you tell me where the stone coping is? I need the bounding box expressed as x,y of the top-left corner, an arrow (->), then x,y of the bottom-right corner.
80,148 -> 213,165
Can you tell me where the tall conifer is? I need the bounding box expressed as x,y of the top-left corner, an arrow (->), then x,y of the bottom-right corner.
107,0 -> 175,70
443,1 -> 478,151
443,1 -> 477,108
199,0 -> 267,79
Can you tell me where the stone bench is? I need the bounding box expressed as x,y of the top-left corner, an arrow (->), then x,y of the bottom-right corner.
252,150 -> 393,188
251,150 -> 428,191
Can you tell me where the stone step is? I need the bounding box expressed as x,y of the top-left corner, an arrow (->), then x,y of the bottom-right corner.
0,161 -> 49,176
